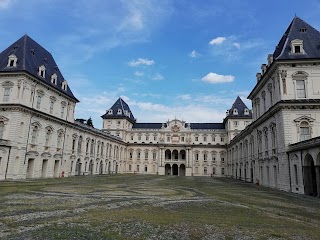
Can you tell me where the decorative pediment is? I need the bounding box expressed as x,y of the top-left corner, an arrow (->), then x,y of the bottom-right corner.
165,119 -> 186,132
0,116 -> 9,123
26,151 -> 39,157
294,116 -> 315,123
41,152 -> 52,158
31,121 -> 42,128
53,153 -> 62,159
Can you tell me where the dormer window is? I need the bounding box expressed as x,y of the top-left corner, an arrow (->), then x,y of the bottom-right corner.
7,54 -> 18,67
51,74 -> 57,85
291,39 -> 305,54
244,108 -> 249,115
233,109 -> 238,115
107,109 -> 113,115
117,109 -> 122,115
61,80 -> 68,91
38,65 -> 46,78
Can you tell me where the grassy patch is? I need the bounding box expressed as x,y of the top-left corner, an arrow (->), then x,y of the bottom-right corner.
0,175 -> 320,239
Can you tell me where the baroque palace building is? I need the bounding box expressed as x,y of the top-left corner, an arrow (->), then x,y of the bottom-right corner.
0,16 -> 319,196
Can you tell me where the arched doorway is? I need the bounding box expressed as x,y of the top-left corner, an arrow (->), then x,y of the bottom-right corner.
165,164 -> 171,175
76,159 -> 81,176
99,161 -> 103,175
165,150 -> 171,160
172,164 -> 178,175
303,154 -> 317,196
179,164 -> 186,176
88,160 -> 93,175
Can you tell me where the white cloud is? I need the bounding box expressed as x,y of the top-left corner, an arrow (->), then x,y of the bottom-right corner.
128,58 -> 155,67
209,37 -> 226,45
233,42 -> 240,49
177,94 -> 191,100
201,72 -> 235,84
134,71 -> 144,76
152,73 -> 164,81
189,50 -> 200,58
0,0 -> 12,9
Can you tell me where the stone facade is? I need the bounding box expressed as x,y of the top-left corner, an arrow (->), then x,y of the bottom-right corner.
0,17 -> 320,197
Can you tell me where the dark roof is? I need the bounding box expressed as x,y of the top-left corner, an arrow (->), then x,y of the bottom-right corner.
274,16 -> 320,60
0,35 -> 78,101
101,97 -> 136,123
133,123 -> 164,129
226,96 -> 252,118
132,122 -> 224,130
188,123 -> 225,129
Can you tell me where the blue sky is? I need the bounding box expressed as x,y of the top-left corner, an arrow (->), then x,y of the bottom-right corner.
1,0 -> 320,127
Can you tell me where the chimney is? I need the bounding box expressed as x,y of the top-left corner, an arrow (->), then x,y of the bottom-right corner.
256,73 -> 262,82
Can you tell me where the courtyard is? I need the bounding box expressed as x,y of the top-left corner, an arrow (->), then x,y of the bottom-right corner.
0,175 -> 320,240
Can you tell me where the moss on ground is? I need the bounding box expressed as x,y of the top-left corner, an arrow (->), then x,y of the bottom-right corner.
0,175 -> 320,239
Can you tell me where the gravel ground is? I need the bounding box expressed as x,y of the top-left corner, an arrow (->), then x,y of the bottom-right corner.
0,175 -> 319,240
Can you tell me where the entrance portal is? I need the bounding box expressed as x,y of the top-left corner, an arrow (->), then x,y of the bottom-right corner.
53,160 -> 59,178
303,154 -> 318,196
172,164 -> 178,175
165,164 -> 171,175
179,164 -> 186,176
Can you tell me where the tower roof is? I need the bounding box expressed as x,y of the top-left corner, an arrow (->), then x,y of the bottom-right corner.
225,96 -> 252,119
0,34 -> 78,101
101,97 -> 136,123
273,16 -> 320,60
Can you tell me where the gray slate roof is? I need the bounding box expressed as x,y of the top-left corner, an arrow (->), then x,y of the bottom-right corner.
0,35 -> 78,101
101,97 -> 136,123
274,16 -> 320,60
132,122 -> 225,130
226,96 -> 252,119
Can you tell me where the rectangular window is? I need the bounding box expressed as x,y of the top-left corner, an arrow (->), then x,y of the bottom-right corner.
146,135 -> 149,141
196,153 -> 199,161
153,152 -> 156,160
181,136 -> 184,142
221,137 -> 224,142
131,135 -> 134,140
203,136 -> 207,142
154,135 -> 157,141
50,101 -> 54,114
300,127 -> 311,141
145,166 -> 147,172
195,136 -> 198,141
61,105 -> 65,118
3,88 -> 10,102
221,168 -> 225,175
221,157 -> 225,163
145,152 -> 148,159
294,46 -> 301,53
167,136 -> 170,142
138,135 -> 141,140
296,80 -> 306,98
137,165 -> 140,172
129,164 -> 132,171
36,95 -> 42,109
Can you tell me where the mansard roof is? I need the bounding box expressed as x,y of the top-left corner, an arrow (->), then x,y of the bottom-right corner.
274,16 -> 320,60
226,96 -> 252,119
188,123 -> 225,129
0,34 -> 78,101
101,97 -> 136,123
133,123 -> 164,129
132,122 -> 224,130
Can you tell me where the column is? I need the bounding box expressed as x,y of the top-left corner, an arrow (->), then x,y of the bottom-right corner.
316,165 -> 320,197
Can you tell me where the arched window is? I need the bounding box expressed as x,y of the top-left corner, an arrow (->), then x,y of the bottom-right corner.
45,128 -> 52,146
300,121 -> 311,141
7,54 -> 18,67
38,65 -> 46,78
233,109 -> 238,115
31,126 -> 38,144
78,136 -> 83,153
57,131 -> 63,148
51,74 -> 57,85
61,80 -> 68,91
